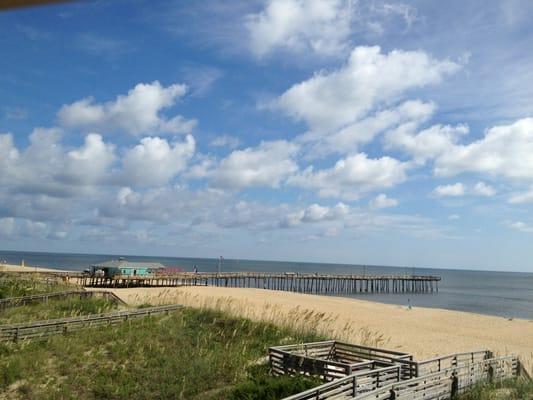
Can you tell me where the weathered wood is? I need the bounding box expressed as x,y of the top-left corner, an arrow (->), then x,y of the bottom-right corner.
0,304 -> 183,342
281,354 -> 519,400
74,272 -> 441,295
269,340 -> 412,382
353,355 -> 519,400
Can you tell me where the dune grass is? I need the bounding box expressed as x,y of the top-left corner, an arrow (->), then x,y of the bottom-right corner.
458,377 -> 533,399
0,276 -> 117,324
0,297 -> 118,324
126,289 -> 391,349
0,307 -> 322,399
0,274 -> 73,299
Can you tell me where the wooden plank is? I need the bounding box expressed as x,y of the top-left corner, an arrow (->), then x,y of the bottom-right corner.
0,304 -> 183,342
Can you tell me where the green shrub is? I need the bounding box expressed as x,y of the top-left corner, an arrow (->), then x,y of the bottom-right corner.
226,365 -> 321,400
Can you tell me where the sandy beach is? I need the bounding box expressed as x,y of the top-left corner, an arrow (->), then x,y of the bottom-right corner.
95,286 -> 533,373
0,263 -> 73,273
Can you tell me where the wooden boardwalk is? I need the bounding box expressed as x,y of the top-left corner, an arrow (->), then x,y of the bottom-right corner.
78,272 -> 440,294
271,340 -> 524,400
282,355 -> 519,400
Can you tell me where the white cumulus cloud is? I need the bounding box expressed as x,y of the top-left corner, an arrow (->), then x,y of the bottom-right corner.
435,118 -> 533,181
508,221 -> 533,233
119,135 -> 195,187
432,183 -> 465,197
210,140 -> 299,189
472,181 -> 496,197
58,81 -> 196,136
288,153 -> 408,200
508,188 -> 533,204
246,0 -> 354,58
385,123 -> 469,164
299,100 -> 435,158
277,46 -> 460,132
369,193 -> 398,209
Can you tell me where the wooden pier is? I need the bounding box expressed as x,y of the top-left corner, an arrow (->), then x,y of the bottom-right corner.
78,272 -> 440,294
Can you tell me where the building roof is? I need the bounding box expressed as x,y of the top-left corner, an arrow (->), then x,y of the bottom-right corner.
92,260 -> 165,269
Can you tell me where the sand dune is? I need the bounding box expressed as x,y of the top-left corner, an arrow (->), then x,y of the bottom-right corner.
95,286 -> 533,373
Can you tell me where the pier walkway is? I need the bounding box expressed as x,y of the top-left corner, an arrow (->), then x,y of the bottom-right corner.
78,272 -> 440,294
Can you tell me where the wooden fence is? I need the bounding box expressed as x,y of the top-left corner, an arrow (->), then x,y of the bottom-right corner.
269,341 -> 494,382
388,349 -> 491,379
354,355 -> 519,400
282,355 -> 519,400
269,340 -> 412,381
282,366 -> 402,400
0,290 -> 125,309
0,304 -> 183,342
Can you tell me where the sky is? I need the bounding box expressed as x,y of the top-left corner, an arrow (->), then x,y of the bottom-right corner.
1,0 -> 533,271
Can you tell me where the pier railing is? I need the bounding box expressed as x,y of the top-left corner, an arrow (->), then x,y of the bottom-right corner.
0,304 -> 183,342
77,272 -> 441,295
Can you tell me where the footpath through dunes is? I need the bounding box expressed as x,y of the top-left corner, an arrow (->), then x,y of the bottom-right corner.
91,286 -> 533,375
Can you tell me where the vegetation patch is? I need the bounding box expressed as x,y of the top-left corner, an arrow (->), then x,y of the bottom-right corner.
458,378 -> 533,400
220,365 -> 322,400
0,274 -> 73,299
0,307 -> 322,399
0,297 -> 118,324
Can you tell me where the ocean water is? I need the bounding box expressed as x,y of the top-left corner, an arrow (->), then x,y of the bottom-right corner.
1,250 -> 532,320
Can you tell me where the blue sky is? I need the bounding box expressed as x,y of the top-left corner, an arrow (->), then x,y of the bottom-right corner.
1,0 -> 533,271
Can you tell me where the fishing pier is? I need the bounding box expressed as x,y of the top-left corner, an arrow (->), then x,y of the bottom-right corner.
78,272 -> 440,294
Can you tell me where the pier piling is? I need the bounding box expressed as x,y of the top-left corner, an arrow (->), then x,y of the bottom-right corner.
77,272 -> 440,294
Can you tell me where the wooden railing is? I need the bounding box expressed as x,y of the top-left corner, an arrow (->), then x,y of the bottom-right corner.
354,355 -> 519,400
77,272 -> 440,294
389,349 -> 491,379
281,355 -> 518,400
269,341 -> 412,381
416,349 -> 490,375
270,341 -> 494,382
0,290 -> 125,309
0,304 -> 183,342
282,366 -> 402,400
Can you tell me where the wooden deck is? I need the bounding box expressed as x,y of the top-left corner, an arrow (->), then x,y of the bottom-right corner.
269,340 -> 414,381
270,340 -> 493,382
271,340 -> 524,400
282,355 -> 519,400
77,272 -> 441,294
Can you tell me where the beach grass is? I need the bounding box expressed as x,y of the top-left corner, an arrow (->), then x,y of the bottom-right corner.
0,307 -> 322,399
0,273 -> 73,299
458,377 -> 533,399
0,296 -> 118,324
126,289 -> 391,349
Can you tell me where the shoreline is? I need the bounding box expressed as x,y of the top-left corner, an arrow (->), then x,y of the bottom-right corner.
2,262 -> 532,372
90,286 -> 533,374
1,262 -> 530,319
0,263 -> 74,274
